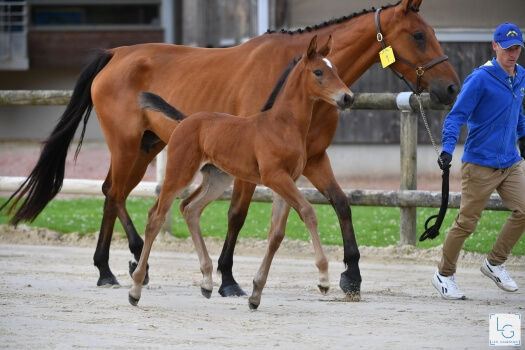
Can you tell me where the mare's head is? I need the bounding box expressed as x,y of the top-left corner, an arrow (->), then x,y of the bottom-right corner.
302,35 -> 354,111
378,0 -> 461,104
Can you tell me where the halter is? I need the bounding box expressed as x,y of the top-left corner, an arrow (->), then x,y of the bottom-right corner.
375,8 -> 451,241
374,8 -> 449,95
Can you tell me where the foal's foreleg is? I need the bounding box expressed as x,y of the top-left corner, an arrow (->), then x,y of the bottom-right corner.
248,194 -> 291,309
248,181 -> 330,310
302,153 -> 361,298
180,165 -> 234,299
129,197 -> 172,306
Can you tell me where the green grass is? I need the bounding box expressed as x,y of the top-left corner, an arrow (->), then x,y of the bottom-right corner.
1,196 -> 523,255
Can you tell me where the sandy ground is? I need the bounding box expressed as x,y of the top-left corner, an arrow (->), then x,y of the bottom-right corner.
1,141 -> 523,349
0,226 -> 524,350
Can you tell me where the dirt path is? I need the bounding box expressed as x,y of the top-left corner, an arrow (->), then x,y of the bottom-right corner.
1,227 -> 524,349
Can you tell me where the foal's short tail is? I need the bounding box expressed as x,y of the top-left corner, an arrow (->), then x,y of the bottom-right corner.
0,49 -> 113,226
139,92 -> 187,121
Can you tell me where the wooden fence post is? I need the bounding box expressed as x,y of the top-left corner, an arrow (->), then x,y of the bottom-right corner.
397,92 -> 417,245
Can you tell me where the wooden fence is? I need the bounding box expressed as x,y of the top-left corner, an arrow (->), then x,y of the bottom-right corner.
0,90 -> 508,245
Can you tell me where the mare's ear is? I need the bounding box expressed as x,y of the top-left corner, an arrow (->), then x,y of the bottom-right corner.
306,35 -> 318,60
399,0 -> 422,13
317,35 -> 333,57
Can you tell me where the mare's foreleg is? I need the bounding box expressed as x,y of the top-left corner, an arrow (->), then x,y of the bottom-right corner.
180,165 -> 234,298
217,179 -> 257,297
302,153 -> 361,299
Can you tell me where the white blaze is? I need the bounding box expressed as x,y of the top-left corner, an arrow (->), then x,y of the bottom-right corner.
323,58 -> 333,68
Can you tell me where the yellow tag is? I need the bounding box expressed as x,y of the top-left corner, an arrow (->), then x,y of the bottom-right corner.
379,46 -> 395,68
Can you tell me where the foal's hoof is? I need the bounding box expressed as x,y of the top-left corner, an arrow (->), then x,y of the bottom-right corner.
201,288 -> 212,299
318,284 -> 330,295
128,293 -> 140,306
129,260 -> 149,286
97,275 -> 120,287
218,283 -> 247,297
248,300 -> 259,310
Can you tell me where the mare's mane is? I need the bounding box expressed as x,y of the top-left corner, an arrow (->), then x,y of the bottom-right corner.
265,1 -> 418,36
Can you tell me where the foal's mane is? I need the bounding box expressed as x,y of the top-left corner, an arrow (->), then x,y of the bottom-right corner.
265,1 -> 417,36
260,56 -> 301,112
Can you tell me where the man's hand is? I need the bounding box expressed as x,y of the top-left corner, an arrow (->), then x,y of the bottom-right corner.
438,151 -> 452,170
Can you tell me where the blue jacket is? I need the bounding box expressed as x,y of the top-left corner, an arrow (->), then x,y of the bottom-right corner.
442,57 -> 525,169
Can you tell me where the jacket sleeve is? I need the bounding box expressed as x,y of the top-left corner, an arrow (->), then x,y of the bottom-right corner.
441,71 -> 480,154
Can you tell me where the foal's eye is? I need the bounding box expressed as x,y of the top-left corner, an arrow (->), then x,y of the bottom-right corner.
314,69 -> 323,77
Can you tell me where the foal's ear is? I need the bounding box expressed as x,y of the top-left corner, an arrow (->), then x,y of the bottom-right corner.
306,35 -> 318,60
317,35 -> 333,58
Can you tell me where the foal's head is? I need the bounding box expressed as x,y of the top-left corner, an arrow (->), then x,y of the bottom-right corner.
301,35 -> 354,111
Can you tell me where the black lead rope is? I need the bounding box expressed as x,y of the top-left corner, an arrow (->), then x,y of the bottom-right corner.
419,167 -> 449,241
374,7 -> 452,242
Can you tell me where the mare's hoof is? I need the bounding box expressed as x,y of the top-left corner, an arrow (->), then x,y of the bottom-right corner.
201,288 -> 212,299
129,260 -> 149,286
128,293 -> 140,306
218,283 -> 247,297
340,273 -> 361,301
97,275 -> 120,287
318,284 -> 330,295
248,301 -> 259,310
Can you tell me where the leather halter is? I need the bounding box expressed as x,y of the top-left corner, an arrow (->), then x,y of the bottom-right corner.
374,8 -> 449,95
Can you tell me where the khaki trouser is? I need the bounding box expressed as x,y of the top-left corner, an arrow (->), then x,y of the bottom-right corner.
439,160 -> 525,276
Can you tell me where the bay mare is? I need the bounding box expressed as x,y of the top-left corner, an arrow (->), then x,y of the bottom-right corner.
130,35 -> 354,309
1,0 -> 460,298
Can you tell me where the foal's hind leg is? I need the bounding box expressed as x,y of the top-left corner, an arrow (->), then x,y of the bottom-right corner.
180,165 -> 234,298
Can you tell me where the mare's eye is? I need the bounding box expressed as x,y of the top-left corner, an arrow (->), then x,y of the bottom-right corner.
314,69 -> 323,77
413,32 -> 424,41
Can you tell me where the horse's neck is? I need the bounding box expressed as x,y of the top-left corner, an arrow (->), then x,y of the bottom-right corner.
255,11 -> 381,87
269,69 -> 314,135
326,13 -> 381,85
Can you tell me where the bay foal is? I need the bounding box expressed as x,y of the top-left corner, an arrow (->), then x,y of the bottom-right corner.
129,35 -> 353,309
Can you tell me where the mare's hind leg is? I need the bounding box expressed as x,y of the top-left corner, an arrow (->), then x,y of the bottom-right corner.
93,135 -> 163,286
124,142 -> 165,284
179,164 -> 234,298
302,152 -> 361,299
217,179 -> 257,296
248,178 -> 329,310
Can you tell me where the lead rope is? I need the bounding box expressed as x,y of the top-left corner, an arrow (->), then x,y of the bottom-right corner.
416,94 -> 449,241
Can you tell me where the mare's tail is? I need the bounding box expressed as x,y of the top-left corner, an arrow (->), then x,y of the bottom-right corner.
139,91 -> 187,121
0,49 -> 113,226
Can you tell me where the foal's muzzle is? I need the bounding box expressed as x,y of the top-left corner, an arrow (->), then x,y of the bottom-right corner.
337,93 -> 354,110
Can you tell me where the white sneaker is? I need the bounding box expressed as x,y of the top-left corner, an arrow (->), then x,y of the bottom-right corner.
480,258 -> 518,292
432,270 -> 466,300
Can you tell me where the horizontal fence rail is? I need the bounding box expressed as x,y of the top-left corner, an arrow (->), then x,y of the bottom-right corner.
0,90 -> 509,245
0,90 -> 452,109
0,176 -> 508,211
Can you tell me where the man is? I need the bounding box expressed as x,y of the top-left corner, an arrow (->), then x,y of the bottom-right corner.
432,23 -> 525,300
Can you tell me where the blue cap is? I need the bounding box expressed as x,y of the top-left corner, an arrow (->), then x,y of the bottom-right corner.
494,23 -> 524,49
